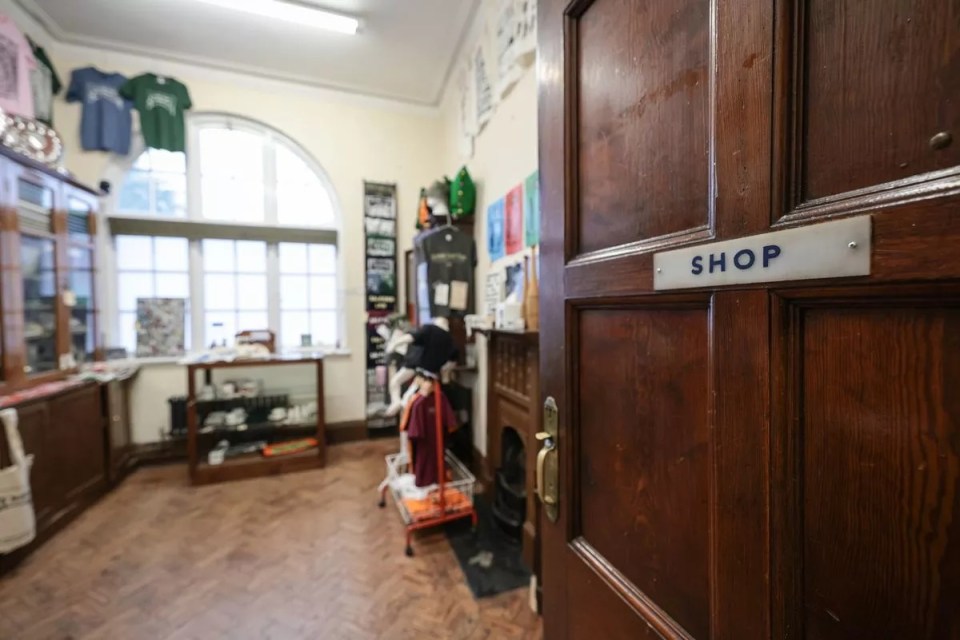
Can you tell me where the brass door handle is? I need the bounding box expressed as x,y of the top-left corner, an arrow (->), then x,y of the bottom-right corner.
535,431 -> 556,506
538,397 -> 559,522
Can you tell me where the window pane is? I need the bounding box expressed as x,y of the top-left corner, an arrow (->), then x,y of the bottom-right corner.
278,181 -> 327,227
200,177 -> 264,222
237,311 -> 268,332
121,150 -> 186,218
275,144 -> 314,184
309,244 -> 337,274
202,239 -> 235,272
236,274 -> 267,310
199,128 -> 263,179
117,171 -> 151,215
278,243 -> 308,273
68,246 -> 91,270
275,144 -> 336,228
39,244 -> 55,271
311,311 -> 338,346
132,152 -> 152,171
280,275 -> 309,309
154,172 -> 187,218
236,241 -> 266,273
118,273 -> 153,311
155,273 -> 189,298
85,312 -> 95,354
119,311 -> 137,355
281,311 -> 310,347
205,312 -> 236,347
70,269 -> 94,302
154,237 -> 189,267
309,275 -> 337,309
318,190 -> 336,228
116,236 -> 154,271
204,274 -> 236,310
147,149 -> 186,173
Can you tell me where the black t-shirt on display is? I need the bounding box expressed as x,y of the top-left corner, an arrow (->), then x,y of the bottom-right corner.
416,228 -> 476,318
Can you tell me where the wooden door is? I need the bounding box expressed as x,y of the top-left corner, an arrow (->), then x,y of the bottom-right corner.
537,1 -> 960,639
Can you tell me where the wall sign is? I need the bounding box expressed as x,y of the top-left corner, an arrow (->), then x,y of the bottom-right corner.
653,216 -> 871,290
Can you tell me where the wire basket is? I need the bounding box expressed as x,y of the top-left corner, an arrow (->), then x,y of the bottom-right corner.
383,450 -> 476,525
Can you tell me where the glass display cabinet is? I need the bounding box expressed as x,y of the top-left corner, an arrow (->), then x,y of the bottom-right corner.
65,188 -> 98,366
0,149 -> 101,391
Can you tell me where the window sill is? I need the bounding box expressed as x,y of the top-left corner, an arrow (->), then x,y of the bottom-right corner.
282,347 -> 352,359
107,356 -> 182,368
109,349 -> 351,368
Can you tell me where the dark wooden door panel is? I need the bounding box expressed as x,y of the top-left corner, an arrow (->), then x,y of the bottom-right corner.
780,0 -> 960,214
573,0 -> 711,255
541,0 -> 960,637
566,545 -> 677,639
577,306 -> 711,638
775,299 -> 960,639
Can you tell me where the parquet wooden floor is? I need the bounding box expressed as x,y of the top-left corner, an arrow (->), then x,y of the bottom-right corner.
0,440 -> 543,640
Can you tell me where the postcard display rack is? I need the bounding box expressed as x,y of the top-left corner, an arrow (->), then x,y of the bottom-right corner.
186,356 -> 326,485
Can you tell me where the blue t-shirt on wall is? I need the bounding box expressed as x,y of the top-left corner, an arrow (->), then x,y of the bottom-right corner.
66,67 -> 133,155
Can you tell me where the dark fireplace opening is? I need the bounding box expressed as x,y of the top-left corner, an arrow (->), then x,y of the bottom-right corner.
492,426 -> 526,541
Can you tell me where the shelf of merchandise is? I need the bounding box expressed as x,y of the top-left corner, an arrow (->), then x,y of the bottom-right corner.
185,356 -> 326,485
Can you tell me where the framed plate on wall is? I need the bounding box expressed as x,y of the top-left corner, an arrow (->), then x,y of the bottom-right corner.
0,110 -> 63,167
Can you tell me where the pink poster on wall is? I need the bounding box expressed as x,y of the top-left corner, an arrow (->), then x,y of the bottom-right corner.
504,184 -> 524,255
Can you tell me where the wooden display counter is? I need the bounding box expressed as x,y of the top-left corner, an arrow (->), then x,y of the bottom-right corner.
186,356 -> 326,485
0,373 -> 137,574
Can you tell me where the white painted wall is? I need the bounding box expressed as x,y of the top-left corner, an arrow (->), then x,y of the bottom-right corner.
438,2 -> 539,456
1,1 -> 445,442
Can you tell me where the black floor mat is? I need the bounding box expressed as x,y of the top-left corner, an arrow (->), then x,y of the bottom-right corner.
445,495 -> 531,599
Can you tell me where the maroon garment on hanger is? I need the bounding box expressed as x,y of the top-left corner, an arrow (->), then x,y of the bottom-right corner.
406,391 -> 457,487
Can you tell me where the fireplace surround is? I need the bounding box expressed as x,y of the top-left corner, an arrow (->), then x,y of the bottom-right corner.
482,329 -> 540,578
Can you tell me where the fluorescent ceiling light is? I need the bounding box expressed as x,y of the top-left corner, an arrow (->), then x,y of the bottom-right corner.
197,0 -> 359,35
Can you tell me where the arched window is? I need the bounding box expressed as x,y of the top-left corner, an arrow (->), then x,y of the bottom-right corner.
109,114 -> 341,357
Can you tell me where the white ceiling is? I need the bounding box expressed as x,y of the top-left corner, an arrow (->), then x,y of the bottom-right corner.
18,0 -> 478,105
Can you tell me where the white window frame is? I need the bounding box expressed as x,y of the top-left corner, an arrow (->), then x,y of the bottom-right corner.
99,112 -> 346,359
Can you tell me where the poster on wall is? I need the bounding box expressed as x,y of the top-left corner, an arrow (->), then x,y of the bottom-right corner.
136,298 -> 186,357
364,182 -> 398,431
366,237 -> 395,258
505,184 -> 524,255
495,0 -> 537,98
475,43 -> 495,129
515,0 -> 537,58
484,271 -> 504,319
524,170 -> 540,247
495,0 -> 521,97
363,182 -> 398,312
487,198 -> 505,261
457,57 -> 476,159
366,258 -> 396,309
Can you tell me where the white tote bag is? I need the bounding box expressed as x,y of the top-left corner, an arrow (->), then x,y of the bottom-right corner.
0,408 -> 35,553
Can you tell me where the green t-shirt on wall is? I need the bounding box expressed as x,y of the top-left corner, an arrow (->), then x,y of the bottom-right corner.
120,73 -> 192,152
